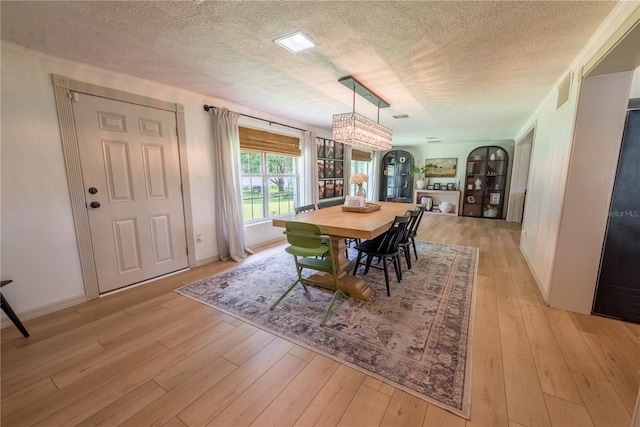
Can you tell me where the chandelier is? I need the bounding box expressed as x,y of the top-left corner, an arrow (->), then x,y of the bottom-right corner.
332,76 -> 393,151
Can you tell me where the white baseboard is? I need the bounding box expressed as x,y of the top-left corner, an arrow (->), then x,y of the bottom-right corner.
194,237 -> 286,268
196,256 -> 219,267
0,294 -> 88,325
520,247 -> 551,305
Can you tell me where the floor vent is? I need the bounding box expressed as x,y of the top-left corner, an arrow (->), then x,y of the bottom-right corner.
557,73 -> 572,110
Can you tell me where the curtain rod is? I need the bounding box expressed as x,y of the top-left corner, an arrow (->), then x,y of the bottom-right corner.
203,104 -> 308,133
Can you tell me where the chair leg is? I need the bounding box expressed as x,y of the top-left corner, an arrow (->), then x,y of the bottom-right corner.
0,293 -> 29,337
394,255 -> 403,282
353,251 -> 364,276
404,245 -> 412,270
270,279 -> 301,311
411,237 -> 418,260
295,262 -> 309,291
364,255 -> 374,275
321,289 -> 345,326
382,258 -> 391,296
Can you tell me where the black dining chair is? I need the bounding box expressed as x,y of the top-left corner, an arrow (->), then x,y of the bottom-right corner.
317,198 -> 344,209
399,205 -> 427,268
294,204 -> 316,214
352,215 -> 411,296
344,237 -> 361,258
398,209 -> 420,270
1,280 -> 30,337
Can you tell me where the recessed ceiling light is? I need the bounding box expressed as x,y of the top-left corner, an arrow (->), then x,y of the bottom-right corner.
275,31 -> 317,53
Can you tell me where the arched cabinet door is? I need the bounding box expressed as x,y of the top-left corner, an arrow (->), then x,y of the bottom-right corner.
380,150 -> 414,202
462,146 -> 509,218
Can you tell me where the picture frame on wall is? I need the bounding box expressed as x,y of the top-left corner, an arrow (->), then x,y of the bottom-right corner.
335,180 -> 344,197
325,180 -> 335,198
335,161 -> 343,178
325,140 -> 335,158
317,160 -> 325,179
424,158 -> 457,177
316,137 -> 344,200
325,160 -> 335,178
316,139 -> 325,158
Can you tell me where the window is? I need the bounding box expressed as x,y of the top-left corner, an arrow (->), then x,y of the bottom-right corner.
238,126 -> 300,222
349,148 -> 373,196
241,152 -> 297,222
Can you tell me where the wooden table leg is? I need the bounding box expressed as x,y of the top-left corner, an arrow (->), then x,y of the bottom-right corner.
309,236 -> 372,301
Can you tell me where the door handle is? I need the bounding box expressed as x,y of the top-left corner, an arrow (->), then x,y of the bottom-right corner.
90,201 -> 101,209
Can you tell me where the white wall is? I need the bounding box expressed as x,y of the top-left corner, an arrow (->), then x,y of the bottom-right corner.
515,3 -> 639,305
518,77 -> 580,300
1,43 -> 87,314
0,41 -> 323,318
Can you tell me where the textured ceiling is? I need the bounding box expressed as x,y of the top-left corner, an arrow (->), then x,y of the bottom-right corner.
0,1 -> 618,145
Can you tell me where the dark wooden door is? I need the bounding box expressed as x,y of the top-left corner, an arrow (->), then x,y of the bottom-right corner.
594,109 -> 640,323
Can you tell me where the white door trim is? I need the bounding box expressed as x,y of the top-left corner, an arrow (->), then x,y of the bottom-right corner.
506,126 -> 535,223
52,74 -> 196,300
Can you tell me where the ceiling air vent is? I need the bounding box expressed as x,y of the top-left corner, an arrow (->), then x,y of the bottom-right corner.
393,114 -> 409,119
556,73 -> 572,110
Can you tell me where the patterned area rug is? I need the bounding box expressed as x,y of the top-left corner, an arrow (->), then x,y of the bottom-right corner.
176,240 -> 478,418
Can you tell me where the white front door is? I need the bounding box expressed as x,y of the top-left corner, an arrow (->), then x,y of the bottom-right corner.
73,93 -> 188,293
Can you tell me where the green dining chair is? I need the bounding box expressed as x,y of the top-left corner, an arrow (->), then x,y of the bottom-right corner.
270,221 -> 348,326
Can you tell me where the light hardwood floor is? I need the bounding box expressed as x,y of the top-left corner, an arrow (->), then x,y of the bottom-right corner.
2,216 -> 639,426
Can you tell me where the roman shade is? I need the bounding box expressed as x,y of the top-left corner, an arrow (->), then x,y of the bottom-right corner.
351,148 -> 372,162
239,126 -> 301,156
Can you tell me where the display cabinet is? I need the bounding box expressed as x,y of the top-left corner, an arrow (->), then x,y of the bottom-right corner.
379,150 -> 414,202
462,146 -> 509,218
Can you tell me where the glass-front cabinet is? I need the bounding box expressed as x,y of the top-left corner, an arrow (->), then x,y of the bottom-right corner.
379,150 -> 414,202
462,146 -> 509,218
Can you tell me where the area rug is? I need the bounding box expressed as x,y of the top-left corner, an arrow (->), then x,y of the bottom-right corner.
176,240 -> 478,419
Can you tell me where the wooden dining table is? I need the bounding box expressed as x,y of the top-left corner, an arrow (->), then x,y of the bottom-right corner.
272,201 -> 415,300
